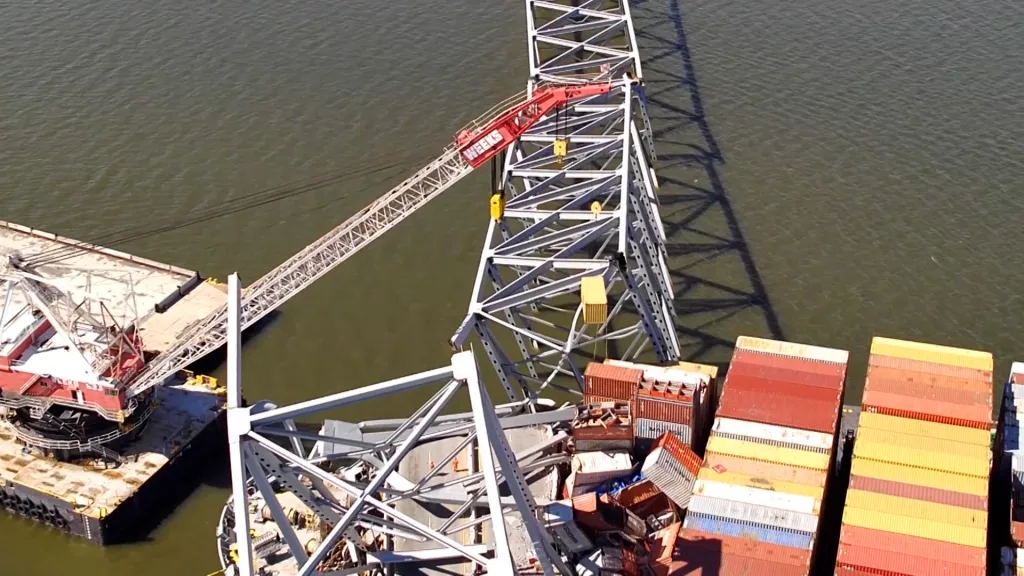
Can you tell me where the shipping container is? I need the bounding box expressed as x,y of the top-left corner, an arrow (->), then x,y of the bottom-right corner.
866,365 -> 992,397
570,492 -> 646,538
687,494 -> 820,534
839,506 -> 986,547
682,512 -> 815,549
869,337 -> 993,371
725,353 -> 844,389
868,353 -> 992,382
541,500 -> 593,554
857,411 -> 990,446
698,469 -> 823,500
865,372 -> 992,409
852,438 -> 989,477
861,389 -> 992,426
566,451 -> 634,497
702,453 -> 827,488
735,335 -> 850,365
836,542 -> 985,576
576,547 -> 641,576
678,527 -> 813,567
721,373 -> 841,404
850,457 -> 988,496
861,402 -> 991,431
641,432 -> 702,509
844,488 -> 985,526
613,479 -> 677,524
711,417 -> 834,451
705,435 -> 830,471
660,551 -> 811,576
584,362 -> 642,402
572,401 -> 633,452
635,418 -> 691,446
694,479 -> 820,515
838,525 -> 986,567
854,426 -> 991,462
848,474 -> 987,510
717,387 -> 839,434
633,395 -> 692,425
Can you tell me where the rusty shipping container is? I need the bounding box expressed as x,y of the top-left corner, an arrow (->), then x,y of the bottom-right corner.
584,362 -> 642,402
572,401 -> 634,452
641,432 -> 702,510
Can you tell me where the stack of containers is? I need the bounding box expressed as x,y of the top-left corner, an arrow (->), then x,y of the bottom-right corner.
1001,362 -> 1024,576
834,336 -> 992,576
682,336 -> 848,572
602,359 -> 716,450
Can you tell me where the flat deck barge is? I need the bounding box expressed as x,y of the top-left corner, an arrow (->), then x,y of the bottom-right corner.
0,377 -> 226,543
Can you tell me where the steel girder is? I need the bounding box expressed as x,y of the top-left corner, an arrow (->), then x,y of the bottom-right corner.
222,275 -> 571,576
450,1 -> 677,405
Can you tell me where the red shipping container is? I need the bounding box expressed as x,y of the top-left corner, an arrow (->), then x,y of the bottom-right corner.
727,358 -> 845,390
634,395 -> 693,425
864,372 -> 991,410
868,354 -> 991,383
732,348 -> 846,379
1013,521 -> 1024,547
717,387 -> 840,434
584,363 -> 642,401
723,372 -> 841,404
838,526 -> 985,567
679,528 -> 812,567
861,389 -> 991,427
861,403 -> 991,430
848,474 -> 987,511
836,542 -> 984,576
867,365 -> 992,396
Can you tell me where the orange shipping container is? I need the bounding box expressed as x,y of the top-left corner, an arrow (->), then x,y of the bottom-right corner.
868,353 -> 991,382
584,362 -> 642,401
678,528 -> 813,566
838,525 -> 985,568
861,389 -> 991,426
836,542 -> 984,576
731,348 -> 846,382
702,453 -> 827,488
865,372 -> 992,410
866,365 -> 992,396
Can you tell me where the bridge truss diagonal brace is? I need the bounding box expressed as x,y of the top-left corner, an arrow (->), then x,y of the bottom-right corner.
451,82 -> 678,407
223,275 -> 572,576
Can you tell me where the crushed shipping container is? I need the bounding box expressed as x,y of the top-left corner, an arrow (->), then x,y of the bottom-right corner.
681,335 -> 849,573
835,336 -> 993,576
640,432 -> 702,510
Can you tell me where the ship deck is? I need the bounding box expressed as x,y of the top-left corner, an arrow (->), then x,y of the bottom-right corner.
0,220 -> 226,356
0,380 -> 225,519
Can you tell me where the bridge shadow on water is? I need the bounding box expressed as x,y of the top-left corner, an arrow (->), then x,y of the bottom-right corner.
632,0 -> 785,372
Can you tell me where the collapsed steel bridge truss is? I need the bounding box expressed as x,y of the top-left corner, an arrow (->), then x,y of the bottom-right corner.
223,275 -> 573,575
451,0 -> 678,404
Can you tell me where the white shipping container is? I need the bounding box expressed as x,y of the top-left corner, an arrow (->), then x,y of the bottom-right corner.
641,442 -> 698,509
712,417 -> 833,451
687,494 -> 820,534
694,479 -> 821,515
566,451 -> 633,496
736,335 -> 849,364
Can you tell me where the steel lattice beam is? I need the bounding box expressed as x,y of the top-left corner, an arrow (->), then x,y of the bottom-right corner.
451,0 -> 677,406
220,274 -> 571,576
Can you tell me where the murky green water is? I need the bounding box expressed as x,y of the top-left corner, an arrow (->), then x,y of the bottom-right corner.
1,0 -> 1022,573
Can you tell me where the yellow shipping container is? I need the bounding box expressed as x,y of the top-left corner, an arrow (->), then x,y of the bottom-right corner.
845,489 -> 986,527
706,436 -> 829,471
858,412 -> 991,447
869,336 -> 993,372
851,457 -> 988,496
841,506 -> 986,548
697,468 -> 824,500
853,439 -> 989,478
854,427 -> 991,461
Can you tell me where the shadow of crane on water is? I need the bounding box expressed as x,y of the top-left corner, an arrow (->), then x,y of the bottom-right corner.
632,0 -> 785,371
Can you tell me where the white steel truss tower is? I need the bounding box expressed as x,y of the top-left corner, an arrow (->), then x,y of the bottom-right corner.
450,0 -> 679,404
